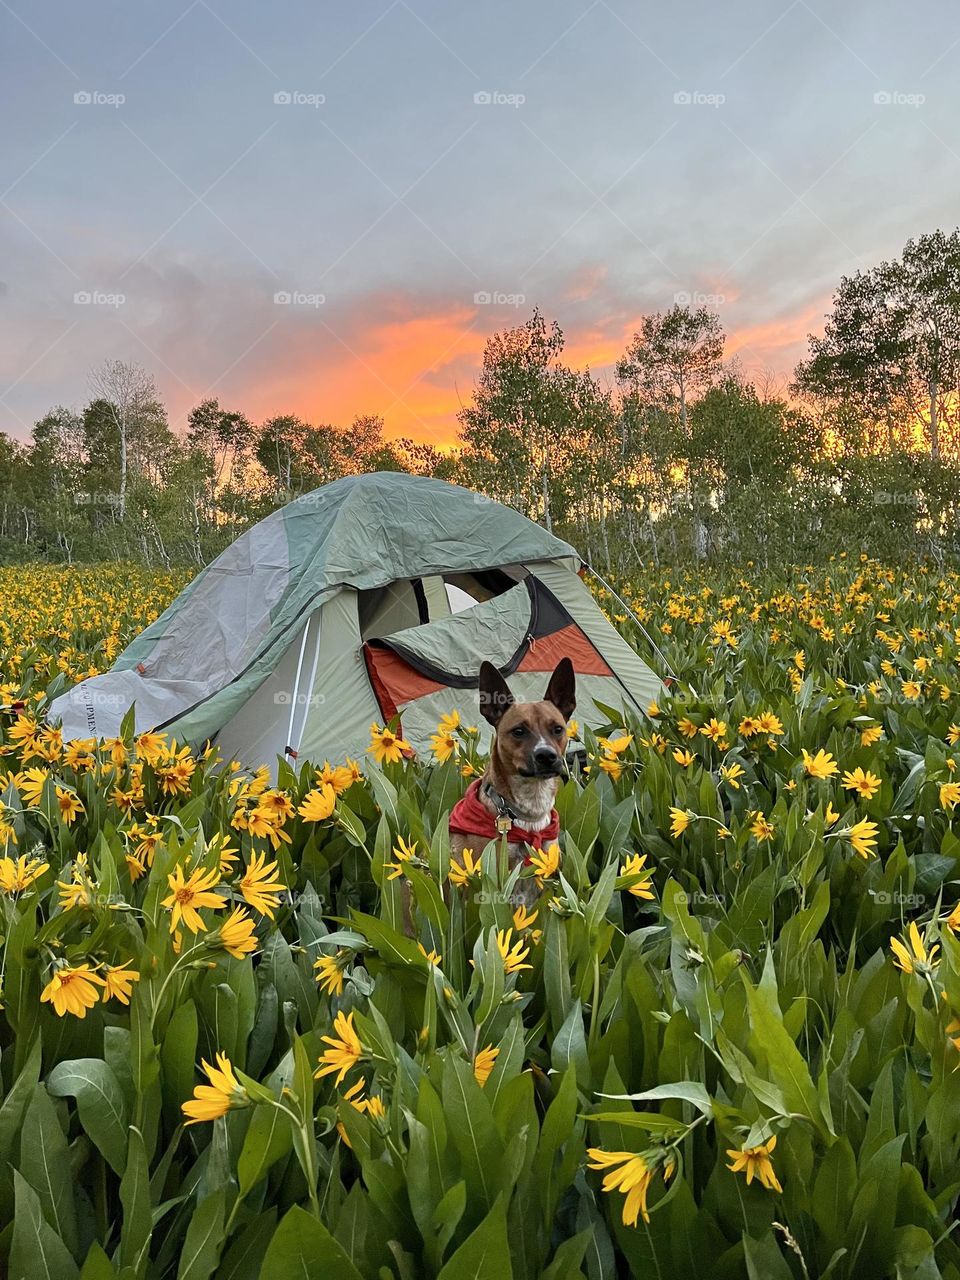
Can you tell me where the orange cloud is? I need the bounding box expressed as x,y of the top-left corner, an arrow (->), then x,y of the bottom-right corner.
227,298 -> 487,448
726,300 -> 827,375
203,288 -> 828,450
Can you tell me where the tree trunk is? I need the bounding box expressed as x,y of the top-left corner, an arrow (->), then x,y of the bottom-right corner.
117,408 -> 127,522
647,509 -> 660,565
541,442 -> 552,532
930,378 -> 940,460
599,493 -> 611,570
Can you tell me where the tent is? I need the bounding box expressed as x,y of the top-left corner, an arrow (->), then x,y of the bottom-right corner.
51,474 -> 661,771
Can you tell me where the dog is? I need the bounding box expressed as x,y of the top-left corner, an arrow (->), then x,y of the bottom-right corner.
449,657 -> 576,898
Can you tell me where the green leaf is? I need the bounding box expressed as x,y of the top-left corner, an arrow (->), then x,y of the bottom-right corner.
743,1232 -> 795,1280
541,1228 -> 595,1280
543,913 -> 573,1026
0,1031 -> 41,1163
597,1080 -> 713,1115
550,1003 -> 589,1088
237,1098 -> 294,1197
811,1137 -> 856,1255
257,1205 -> 364,1279
9,1168 -> 80,1280
742,957 -> 828,1135
437,1193 -> 512,1280
47,1058 -> 128,1176
78,1242 -> 117,1279
474,928 -> 505,1028
160,999 -> 198,1127
177,1188 -> 226,1280
119,1127 -> 152,1278
19,1083 -> 79,1258
348,909 -> 424,966
583,857 -> 619,935
587,1111 -> 685,1134
431,1181 -> 467,1267
441,1055 -> 504,1211
533,1066 -> 581,1228
215,1210 -> 277,1280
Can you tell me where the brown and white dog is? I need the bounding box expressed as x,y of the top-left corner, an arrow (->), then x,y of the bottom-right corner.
448,658 -> 576,886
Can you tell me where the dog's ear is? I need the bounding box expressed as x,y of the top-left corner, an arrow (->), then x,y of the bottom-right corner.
478,661 -> 514,727
544,657 -> 576,721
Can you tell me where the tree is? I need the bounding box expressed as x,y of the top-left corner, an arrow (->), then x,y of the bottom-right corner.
617,305 -> 725,558
795,229 -> 960,462
458,309 -> 568,529
616,305 -> 724,435
893,230 -> 960,461
29,407 -> 88,561
793,265 -> 911,453
187,399 -> 253,493
87,360 -> 161,520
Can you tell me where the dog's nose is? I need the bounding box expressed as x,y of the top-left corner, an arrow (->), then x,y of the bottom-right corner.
533,746 -> 558,770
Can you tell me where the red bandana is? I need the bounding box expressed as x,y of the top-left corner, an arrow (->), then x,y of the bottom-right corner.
449,779 -> 559,860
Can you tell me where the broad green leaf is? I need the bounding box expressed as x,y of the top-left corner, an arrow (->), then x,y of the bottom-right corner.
437,1193 -> 512,1280
19,1083 -> 79,1257
78,1242 -> 117,1279
550,1003 -> 589,1089
47,1058 -> 128,1176
215,1210 -> 277,1280
541,1228 -> 596,1280
9,1168 -> 79,1280
237,1096 -> 294,1196
177,1188 -> 225,1280
257,1205 -> 364,1279
441,1055 -> 504,1211
431,1181 -> 467,1267
598,1081 -> 713,1115
743,1232 -> 795,1280
119,1127 -> 152,1277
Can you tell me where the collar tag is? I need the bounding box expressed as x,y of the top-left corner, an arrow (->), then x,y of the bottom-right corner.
495,815 -> 513,835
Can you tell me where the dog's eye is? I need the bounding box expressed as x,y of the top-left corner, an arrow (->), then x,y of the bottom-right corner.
511,725 -> 527,738
551,724 -> 563,735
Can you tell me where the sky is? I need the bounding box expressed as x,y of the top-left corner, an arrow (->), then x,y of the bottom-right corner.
2,0 -> 960,450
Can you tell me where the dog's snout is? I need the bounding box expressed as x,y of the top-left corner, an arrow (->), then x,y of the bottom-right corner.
533,745 -> 558,768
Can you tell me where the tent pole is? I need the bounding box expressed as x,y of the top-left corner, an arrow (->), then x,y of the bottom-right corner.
583,563 -> 678,684
296,610 -> 324,757
286,617 -> 311,754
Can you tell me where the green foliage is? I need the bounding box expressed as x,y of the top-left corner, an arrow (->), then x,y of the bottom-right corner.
3,560 -> 960,1275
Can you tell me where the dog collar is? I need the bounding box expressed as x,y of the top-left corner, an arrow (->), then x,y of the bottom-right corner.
449,780 -> 560,854
481,781 -> 519,835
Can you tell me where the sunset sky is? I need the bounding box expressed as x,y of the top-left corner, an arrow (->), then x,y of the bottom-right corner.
2,0 -> 960,449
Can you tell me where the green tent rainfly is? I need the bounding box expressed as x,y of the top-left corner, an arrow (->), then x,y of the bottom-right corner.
50,473 -> 662,772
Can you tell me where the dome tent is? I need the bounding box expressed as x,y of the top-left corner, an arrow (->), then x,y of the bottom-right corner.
51,473 -> 662,771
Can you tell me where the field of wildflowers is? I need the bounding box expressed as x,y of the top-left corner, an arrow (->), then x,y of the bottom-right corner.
2,558 -> 960,1278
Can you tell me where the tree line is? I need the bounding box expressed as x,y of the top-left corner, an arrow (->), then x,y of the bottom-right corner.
5,227 -> 960,569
